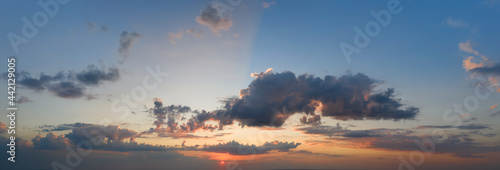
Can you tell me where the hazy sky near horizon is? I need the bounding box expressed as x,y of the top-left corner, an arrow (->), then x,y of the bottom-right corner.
1,0 -> 500,169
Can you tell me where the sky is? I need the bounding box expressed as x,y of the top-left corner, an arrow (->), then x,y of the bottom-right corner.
0,0 -> 500,169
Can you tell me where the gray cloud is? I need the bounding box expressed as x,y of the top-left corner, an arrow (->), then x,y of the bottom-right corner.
454,152 -> 485,158
48,81 -> 86,98
118,31 -> 141,63
417,124 -> 491,130
299,115 -> 321,125
75,65 -> 120,86
15,96 -> 33,104
143,70 -> 419,135
42,123 -> 178,152
32,133 -> 69,150
87,21 -> 108,32
195,4 -> 233,34
199,140 -> 300,155
219,70 -> 418,127
298,123 -> 412,138
469,63 -> 500,76
66,124 -> 138,145
16,65 -> 120,99
491,111 -> 500,117
289,150 -> 343,157
368,134 -> 500,157
38,122 -> 90,132
148,98 -> 192,134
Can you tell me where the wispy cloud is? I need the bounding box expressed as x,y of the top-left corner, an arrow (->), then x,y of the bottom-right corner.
262,1 -> 276,9
445,17 -> 469,28
118,31 -> 141,63
459,40 -> 480,56
168,30 -> 183,44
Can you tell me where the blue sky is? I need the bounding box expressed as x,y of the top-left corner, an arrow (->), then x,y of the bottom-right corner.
1,0 -> 500,169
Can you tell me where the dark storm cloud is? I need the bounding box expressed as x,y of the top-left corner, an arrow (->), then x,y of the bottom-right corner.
199,140 -> 300,155
195,4 -> 233,33
469,63 -> 500,76
220,71 -> 418,127
143,70 -> 418,135
15,65 -> 120,99
118,31 -> 141,63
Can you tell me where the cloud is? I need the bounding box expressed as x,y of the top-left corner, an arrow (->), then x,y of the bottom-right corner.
199,140 -> 300,155
469,63 -> 500,76
168,30 -> 183,44
143,70 -> 418,134
148,98 -> 193,133
454,152 -> 485,158
75,65 -> 120,86
298,124 -> 412,138
60,123 -> 180,152
445,17 -> 469,28
222,70 -> 418,127
289,150 -> 343,157
490,104 -> 498,111
186,28 -> 203,38
48,81 -> 86,98
195,4 -> 233,34
16,65 -> 120,99
32,133 -> 70,150
417,124 -> 490,130
463,117 -> 477,123
299,115 -> 321,125
366,134 -> 500,156
118,31 -> 141,63
66,124 -> 138,144
491,111 -> 500,117
262,1 -> 276,9
16,96 -> 33,104
463,56 -> 490,72
459,40 -> 480,56
462,55 -> 500,92
87,21 -> 108,32
38,122 -> 90,132
17,71 -> 64,91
